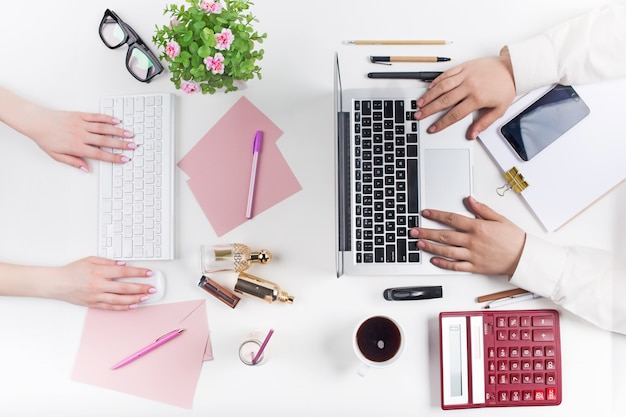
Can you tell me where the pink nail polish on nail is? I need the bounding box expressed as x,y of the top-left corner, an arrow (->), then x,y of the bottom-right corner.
121,156 -> 131,163
127,142 -> 137,149
124,131 -> 134,138
129,304 -> 138,309
116,261 -> 127,266
146,271 -> 154,277
112,118 -> 121,124
140,296 -> 150,302
149,287 -> 158,294
79,166 -> 89,173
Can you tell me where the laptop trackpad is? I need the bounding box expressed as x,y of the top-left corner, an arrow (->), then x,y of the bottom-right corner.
423,149 -> 472,214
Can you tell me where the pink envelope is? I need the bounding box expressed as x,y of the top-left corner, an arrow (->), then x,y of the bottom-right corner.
178,96 -> 302,236
72,300 -> 212,409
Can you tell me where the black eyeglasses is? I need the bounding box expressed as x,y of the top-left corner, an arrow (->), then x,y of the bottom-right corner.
99,9 -> 163,83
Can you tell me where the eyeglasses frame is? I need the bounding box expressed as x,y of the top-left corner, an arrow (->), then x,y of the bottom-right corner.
99,9 -> 164,83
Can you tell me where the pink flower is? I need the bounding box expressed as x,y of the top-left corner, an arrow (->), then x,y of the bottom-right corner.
215,28 -> 234,51
181,80 -> 200,94
203,53 -> 225,74
165,40 -> 180,59
200,0 -> 222,14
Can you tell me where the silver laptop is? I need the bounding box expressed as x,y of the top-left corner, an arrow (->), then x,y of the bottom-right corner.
334,53 -> 474,277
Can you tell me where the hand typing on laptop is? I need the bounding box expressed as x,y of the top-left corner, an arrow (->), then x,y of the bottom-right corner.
413,50 -> 515,140
0,85 -> 136,173
409,196 -> 525,276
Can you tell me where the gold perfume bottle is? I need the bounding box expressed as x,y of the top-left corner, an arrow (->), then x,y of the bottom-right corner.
200,243 -> 272,273
234,272 -> 294,304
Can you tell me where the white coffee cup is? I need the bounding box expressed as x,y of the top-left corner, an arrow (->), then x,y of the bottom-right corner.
353,315 -> 405,376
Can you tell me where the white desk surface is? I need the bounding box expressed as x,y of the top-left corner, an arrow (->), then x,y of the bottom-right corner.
1,0 -> 624,416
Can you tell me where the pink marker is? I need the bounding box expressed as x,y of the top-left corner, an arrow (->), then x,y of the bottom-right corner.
245,130 -> 263,219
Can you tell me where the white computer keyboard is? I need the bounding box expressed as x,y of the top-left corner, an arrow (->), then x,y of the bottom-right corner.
98,93 -> 175,260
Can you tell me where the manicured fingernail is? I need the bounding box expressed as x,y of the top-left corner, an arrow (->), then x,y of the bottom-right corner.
79,166 -> 89,173
124,131 -> 134,138
127,142 -> 137,149
140,296 -> 150,302
112,118 -> 121,124
121,156 -> 131,163
129,304 -> 138,309
427,125 -> 437,133
148,287 -> 158,294
146,270 -> 154,277
414,111 -> 422,119
410,229 -> 419,237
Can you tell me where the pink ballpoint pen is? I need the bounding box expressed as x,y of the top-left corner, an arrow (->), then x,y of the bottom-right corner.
112,328 -> 184,370
245,130 -> 263,219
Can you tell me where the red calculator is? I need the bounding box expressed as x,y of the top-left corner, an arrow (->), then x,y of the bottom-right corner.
439,309 -> 561,409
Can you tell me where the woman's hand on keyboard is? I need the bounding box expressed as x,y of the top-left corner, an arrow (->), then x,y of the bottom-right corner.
27,109 -> 136,173
413,49 -> 516,140
44,256 -> 157,310
409,196 -> 526,276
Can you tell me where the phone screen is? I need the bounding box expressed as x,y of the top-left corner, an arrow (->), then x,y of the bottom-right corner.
500,84 -> 590,161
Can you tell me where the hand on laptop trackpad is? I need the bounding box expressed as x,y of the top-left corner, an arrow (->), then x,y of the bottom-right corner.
116,270 -> 166,304
422,149 -> 472,217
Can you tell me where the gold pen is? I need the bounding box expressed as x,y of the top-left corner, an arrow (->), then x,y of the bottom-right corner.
345,39 -> 452,45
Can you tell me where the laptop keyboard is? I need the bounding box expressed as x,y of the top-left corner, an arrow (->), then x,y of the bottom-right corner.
352,98 -> 420,264
98,93 -> 175,260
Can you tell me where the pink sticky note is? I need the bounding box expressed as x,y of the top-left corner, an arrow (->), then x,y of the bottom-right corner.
178,96 -> 302,236
72,300 -> 211,409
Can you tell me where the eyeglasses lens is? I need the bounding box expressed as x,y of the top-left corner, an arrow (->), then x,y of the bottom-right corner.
100,19 -> 126,48
128,48 -> 157,81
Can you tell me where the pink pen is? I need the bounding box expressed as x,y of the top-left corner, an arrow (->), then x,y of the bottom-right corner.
245,130 -> 263,219
112,328 -> 184,370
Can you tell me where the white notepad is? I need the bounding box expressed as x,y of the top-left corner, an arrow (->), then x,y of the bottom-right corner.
478,78 -> 626,232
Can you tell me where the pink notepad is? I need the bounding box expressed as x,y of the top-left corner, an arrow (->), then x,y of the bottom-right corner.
178,96 -> 302,236
72,300 -> 212,408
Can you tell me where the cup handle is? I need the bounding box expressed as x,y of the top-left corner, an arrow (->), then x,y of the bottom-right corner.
357,362 -> 370,377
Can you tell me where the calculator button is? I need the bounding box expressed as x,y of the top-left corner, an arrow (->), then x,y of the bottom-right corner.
534,390 -> 546,401
522,374 -> 532,383
511,390 -> 521,401
520,316 -> 532,326
546,387 -> 558,401
508,317 -> 519,327
546,373 -> 557,385
532,316 -> 554,327
545,346 -> 556,357
533,329 -> 554,341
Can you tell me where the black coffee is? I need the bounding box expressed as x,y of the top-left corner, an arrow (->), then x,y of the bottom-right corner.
356,316 -> 402,363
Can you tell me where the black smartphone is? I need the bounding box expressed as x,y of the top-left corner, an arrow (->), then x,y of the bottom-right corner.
500,84 -> 590,161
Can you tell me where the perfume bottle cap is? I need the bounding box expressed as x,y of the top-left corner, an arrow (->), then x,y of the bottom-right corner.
251,249 -> 272,264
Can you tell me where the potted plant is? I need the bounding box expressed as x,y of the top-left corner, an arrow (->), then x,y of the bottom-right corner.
153,0 -> 266,94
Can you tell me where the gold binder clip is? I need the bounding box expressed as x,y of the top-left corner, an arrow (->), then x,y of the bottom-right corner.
497,166 -> 529,196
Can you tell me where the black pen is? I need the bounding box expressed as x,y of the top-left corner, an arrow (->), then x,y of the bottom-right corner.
367,71 -> 443,81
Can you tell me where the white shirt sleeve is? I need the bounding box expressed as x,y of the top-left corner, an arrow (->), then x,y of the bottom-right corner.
507,1 -> 626,95
510,234 -> 626,334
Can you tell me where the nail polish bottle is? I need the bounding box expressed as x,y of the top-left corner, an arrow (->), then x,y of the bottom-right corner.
234,272 -> 294,304
200,243 -> 272,273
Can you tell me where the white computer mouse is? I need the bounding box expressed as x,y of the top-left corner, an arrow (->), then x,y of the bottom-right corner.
115,270 -> 166,304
